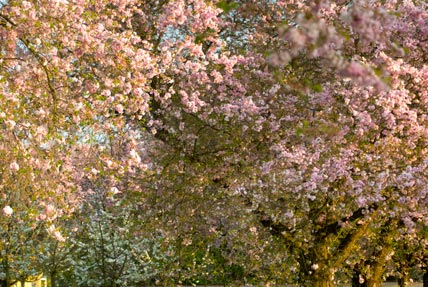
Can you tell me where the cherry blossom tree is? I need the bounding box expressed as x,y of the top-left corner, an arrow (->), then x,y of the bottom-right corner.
2,0 -> 428,286
131,1 -> 428,285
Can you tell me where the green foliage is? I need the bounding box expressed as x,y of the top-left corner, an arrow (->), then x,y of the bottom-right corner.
216,0 -> 239,13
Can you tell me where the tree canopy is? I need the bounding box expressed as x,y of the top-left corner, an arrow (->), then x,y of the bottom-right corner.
2,0 -> 428,286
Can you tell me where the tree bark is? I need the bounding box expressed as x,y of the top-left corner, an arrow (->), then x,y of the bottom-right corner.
312,243 -> 334,287
366,277 -> 382,287
398,266 -> 410,287
365,244 -> 392,287
423,271 -> 428,287
5,261 -> 10,287
49,271 -> 57,287
352,264 -> 367,287
313,268 -> 334,287
314,279 -> 334,287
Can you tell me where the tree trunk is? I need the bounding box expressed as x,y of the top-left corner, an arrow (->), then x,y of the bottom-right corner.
311,241 -> 334,287
365,220 -> 395,287
314,281 -> 333,287
365,245 -> 391,287
398,267 -> 410,287
366,277 -> 382,287
5,262 -> 10,287
302,260 -> 335,287
423,271 -> 428,287
49,271 -> 57,287
352,265 -> 367,287
313,273 -> 334,287
365,276 -> 382,287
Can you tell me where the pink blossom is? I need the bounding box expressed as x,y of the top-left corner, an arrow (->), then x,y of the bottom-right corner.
115,104 -> 124,114
44,204 -> 56,217
110,187 -> 121,195
344,61 -> 367,78
286,29 -> 307,47
9,161 -> 19,171
54,231 -> 66,242
5,120 -> 16,129
2,206 -> 13,217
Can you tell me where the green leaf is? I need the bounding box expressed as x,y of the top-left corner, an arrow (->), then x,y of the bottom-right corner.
216,0 -> 238,13
373,67 -> 383,77
302,120 -> 310,128
195,33 -> 205,44
312,83 -> 323,93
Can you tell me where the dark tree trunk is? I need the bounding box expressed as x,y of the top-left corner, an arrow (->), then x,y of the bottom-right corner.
423,271 -> 428,287
352,266 -> 367,287
398,267 -> 410,287
313,275 -> 334,287
50,271 -> 57,287
4,263 -> 10,287
352,272 -> 367,287
365,260 -> 386,287
311,242 -> 334,287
